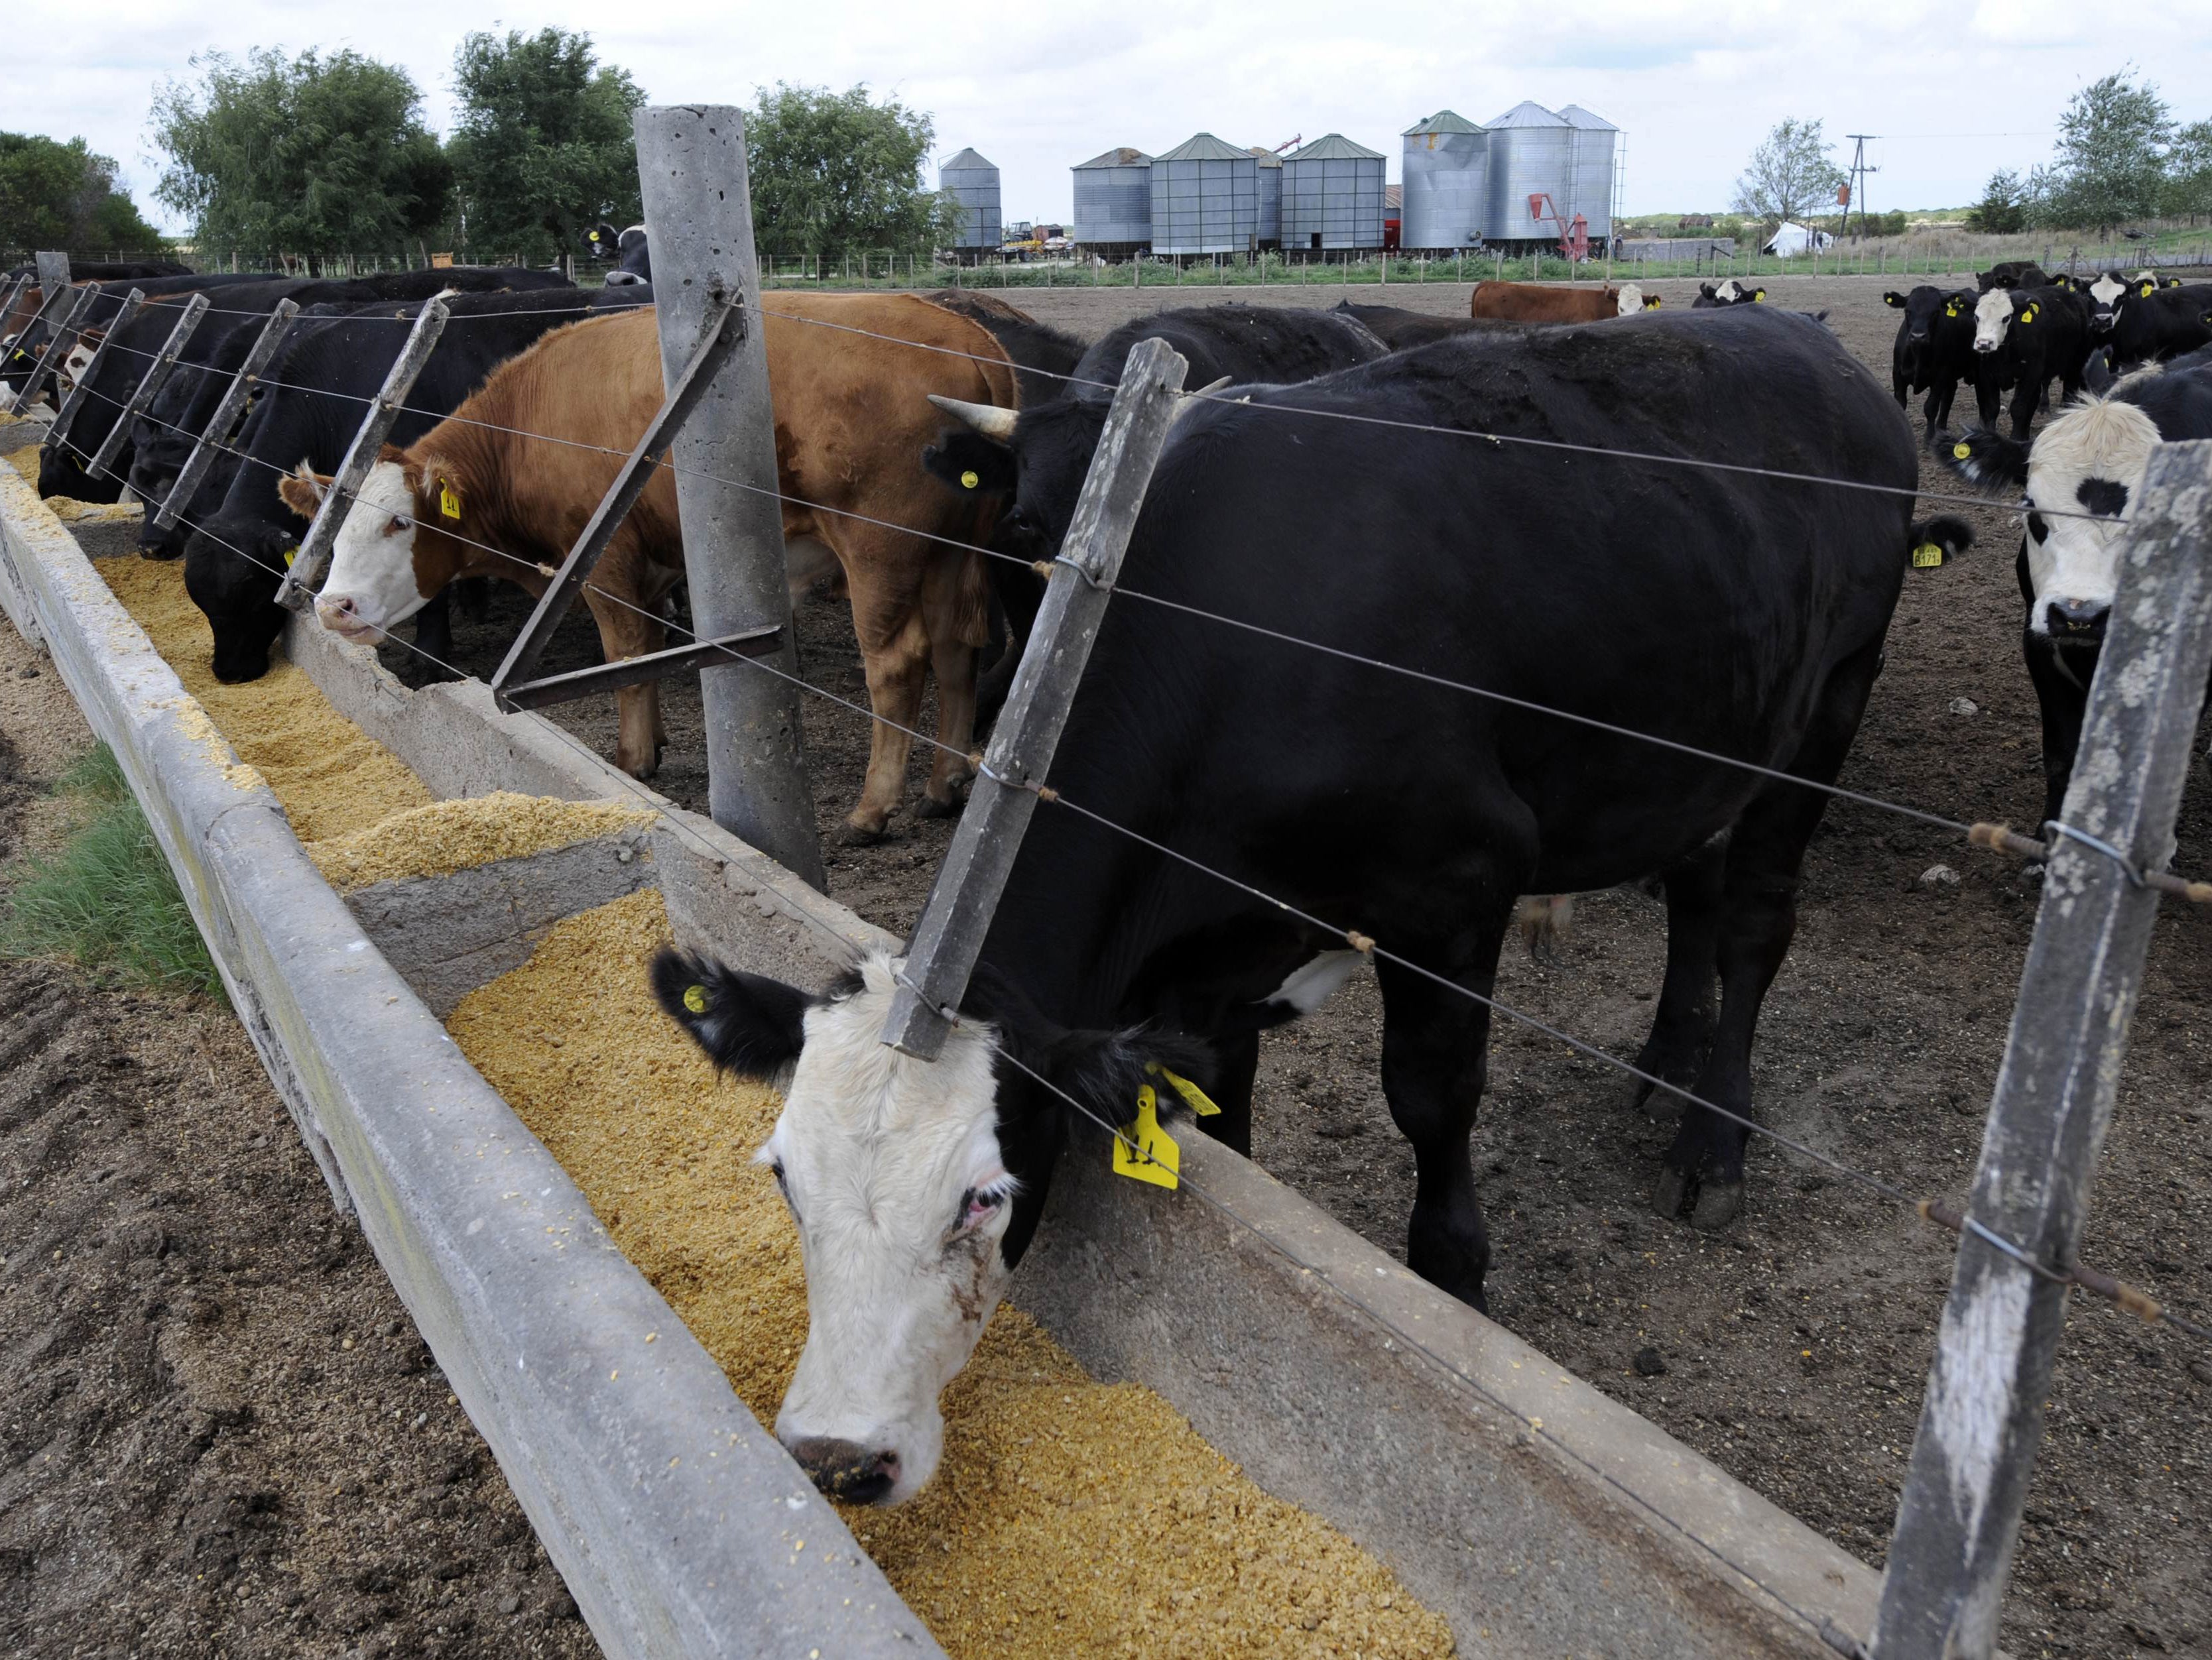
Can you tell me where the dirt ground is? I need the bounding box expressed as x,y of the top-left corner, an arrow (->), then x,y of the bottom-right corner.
0,617 -> 599,1658
369,273 -> 2212,1659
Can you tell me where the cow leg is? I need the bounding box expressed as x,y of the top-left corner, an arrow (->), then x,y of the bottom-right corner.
584,570 -> 666,780
1374,898 -> 1518,1310
1924,375 -> 1956,444
410,589 -> 456,672
849,611 -> 932,839
2025,629 -> 2091,825
915,550 -> 987,816
1973,365 -> 2001,429
1196,1030 -> 1259,1158
1655,644 -> 1880,1232
2009,372 -> 2040,441
1626,837 -> 1727,1115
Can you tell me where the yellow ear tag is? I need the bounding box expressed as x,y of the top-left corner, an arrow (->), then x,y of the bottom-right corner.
959,469 -> 980,489
1953,441 -> 1973,460
439,481 -> 462,520
282,546 -> 297,567
1150,1065 -> 1221,1117
1112,1085 -> 1181,1189
682,984 -> 708,1014
1753,289 -> 1766,302
1912,543 -> 1944,569
1943,302 -> 1958,317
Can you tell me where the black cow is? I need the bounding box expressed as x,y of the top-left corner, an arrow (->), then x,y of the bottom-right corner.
919,289 -> 1084,410
3,260 -> 192,282
3,272 -> 280,396
645,307 -> 1963,1506
1977,261 -> 2048,292
1691,279 -> 1766,307
1947,357 -> 2212,821
1967,284 -> 2090,439
2105,280 -> 2212,369
1882,285 -> 1979,444
593,224 -> 650,286
179,286 -> 647,683
1328,300 -> 1510,347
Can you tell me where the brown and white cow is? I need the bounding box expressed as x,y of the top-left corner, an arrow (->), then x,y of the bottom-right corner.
278,295 -> 1018,835
1469,280 -> 1659,322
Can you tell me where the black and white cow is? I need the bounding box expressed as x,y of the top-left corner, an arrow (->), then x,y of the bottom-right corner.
593,223 -> 650,286
1947,358 -> 2212,823
1969,284 -> 2091,438
1691,279 -> 1766,308
1883,285 -> 1979,444
651,305 -> 1965,1505
2105,280 -> 2212,369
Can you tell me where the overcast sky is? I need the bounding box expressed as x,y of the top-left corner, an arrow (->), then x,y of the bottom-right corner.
17,0 -> 2212,237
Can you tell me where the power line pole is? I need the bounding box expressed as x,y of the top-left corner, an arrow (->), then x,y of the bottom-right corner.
1845,135 -> 1879,240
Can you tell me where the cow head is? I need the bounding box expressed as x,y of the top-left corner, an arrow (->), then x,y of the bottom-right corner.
2084,274 -> 2127,333
1886,285 -> 1971,344
1613,283 -> 1659,314
1945,396 -> 2156,644
276,446 -> 476,642
1972,287 -> 2037,354
650,948 -> 1207,1504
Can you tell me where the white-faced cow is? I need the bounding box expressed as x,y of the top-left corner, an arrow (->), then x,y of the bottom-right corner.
652,306 -> 1969,1506
1691,278 -> 1766,308
1969,285 -> 2091,438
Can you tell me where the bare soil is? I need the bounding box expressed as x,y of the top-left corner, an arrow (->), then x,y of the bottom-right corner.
131,272 -> 2212,1657
0,617 -> 599,1659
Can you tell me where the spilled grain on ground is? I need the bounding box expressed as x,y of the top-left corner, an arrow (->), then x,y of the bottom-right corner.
450,889 -> 1456,1660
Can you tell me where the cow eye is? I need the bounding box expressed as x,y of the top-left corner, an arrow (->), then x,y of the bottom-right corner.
385,513 -> 412,534
953,1183 -> 1008,1234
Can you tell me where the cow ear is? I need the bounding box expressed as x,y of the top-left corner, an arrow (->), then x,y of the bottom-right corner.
650,948 -> 819,1081
1642,292 -> 1662,308
1042,1022 -> 1217,1126
2140,281 -> 2154,298
1882,290 -> 1905,307
922,432 -> 1016,499
276,462 -> 334,520
1751,288 -> 1766,302
1941,428 -> 2030,491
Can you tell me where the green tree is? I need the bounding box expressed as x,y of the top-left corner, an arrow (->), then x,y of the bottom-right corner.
2166,119 -> 2212,220
0,133 -> 164,251
2031,69 -> 2171,229
1729,119 -> 1847,227
149,48 -> 450,261
1965,168 -> 2030,233
446,29 -> 645,265
744,83 -> 961,259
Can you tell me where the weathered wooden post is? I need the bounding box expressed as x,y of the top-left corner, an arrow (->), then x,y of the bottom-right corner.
87,292 -> 210,479
634,104 -> 824,891
275,295 -> 450,610
9,282 -> 95,416
880,337 -> 1191,1058
154,299 -> 301,532
1871,440 -> 2212,1659
44,288 -> 150,451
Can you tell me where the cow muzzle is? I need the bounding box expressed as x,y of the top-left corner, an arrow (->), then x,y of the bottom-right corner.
2044,598 -> 2108,640
787,1437 -> 900,1505
314,593 -> 383,642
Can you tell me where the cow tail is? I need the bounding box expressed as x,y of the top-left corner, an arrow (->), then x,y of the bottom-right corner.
956,550 -> 993,649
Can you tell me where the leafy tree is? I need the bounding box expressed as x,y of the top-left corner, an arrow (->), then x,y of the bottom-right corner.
1729,119 -> 1847,226
2166,119 -> 2212,220
150,48 -> 450,261
0,133 -> 163,251
2032,70 -> 2171,230
1965,168 -> 2031,234
745,84 -> 961,259
446,29 -> 645,264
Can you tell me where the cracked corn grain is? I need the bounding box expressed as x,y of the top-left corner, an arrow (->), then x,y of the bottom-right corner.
449,889 -> 1457,1660
96,555 -> 430,842
308,792 -> 658,890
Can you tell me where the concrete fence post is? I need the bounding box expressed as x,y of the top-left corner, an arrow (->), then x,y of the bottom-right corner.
635,104 -> 826,892
1870,440 -> 2212,1659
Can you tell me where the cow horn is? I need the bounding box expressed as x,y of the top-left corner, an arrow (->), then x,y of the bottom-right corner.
1170,377 -> 1236,426
927,393 -> 1017,440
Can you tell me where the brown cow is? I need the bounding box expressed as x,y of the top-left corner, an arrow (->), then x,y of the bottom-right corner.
1469,280 -> 1659,322
278,294 -> 1018,837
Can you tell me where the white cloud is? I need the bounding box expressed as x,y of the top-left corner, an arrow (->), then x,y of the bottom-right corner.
14,0 -> 2212,238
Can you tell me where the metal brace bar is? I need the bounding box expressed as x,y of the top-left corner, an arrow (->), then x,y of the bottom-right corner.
276,294 -> 451,611
489,294 -> 747,710
46,288 -> 148,451
495,624 -> 786,711
154,298 -> 300,531
9,284 -> 93,416
86,292 -> 210,479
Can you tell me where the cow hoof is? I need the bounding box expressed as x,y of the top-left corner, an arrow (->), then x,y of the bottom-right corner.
1651,1167 -> 1690,1219
913,794 -> 961,820
836,819 -> 890,847
1690,1179 -> 1744,1232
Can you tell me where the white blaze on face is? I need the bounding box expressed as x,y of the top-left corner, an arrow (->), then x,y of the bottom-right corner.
314,459 -> 426,641
765,956 -> 1016,1504
2087,274 -> 2125,329
1714,279 -> 1743,303
2020,396 -> 2158,636
60,341 -> 95,388
1615,282 -> 1645,316
1972,288 -> 2018,353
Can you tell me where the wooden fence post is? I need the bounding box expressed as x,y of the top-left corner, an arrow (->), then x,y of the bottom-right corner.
9,283 -> 95,416
44,288 -> 149,449
86,292 -> 210,479
275,295 -> 450,611
634,103 -> 825,892
153,299 -> 301,532
880,337 -> 1191,1058
1870,440 -> 2212,1659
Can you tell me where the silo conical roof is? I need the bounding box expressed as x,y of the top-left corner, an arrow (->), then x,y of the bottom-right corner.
1248,146 -> 1284,168
1155,132 -> 1253,163
941,147 -> 996,170
1557,105 -> 1618,131
1402,109 -> 1485,136
1285,133 -> 1385,162
1487,100 -> 1569,127
1075,146 -> 1152,169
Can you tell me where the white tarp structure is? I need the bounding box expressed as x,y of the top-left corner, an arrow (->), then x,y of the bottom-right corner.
1760,221 -> 1834,258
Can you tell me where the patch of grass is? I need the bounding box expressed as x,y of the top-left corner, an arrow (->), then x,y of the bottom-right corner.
1,742 -> 223,996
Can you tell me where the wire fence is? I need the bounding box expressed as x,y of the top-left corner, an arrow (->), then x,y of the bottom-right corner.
19,272 -> 2212,1658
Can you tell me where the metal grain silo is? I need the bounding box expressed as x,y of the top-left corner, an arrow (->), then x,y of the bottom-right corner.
1482,101 -> 1573,243
1558,105 -> 1619,240
940,147 -> 1002,251
1282,133 -> 1386,250
1072,147 -> 1152,255
1150,133 -> 1259,255
1249,148 -> 1284,247
1400,110 -> 1489,250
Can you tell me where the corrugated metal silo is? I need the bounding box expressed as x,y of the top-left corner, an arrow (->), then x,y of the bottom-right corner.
1481,101 -> 1573,243
940,147 -> 1002,251
1400,110 -> 1489,250
1558,105 -> 1619,239
1249,148 -> 1284,247
1071,147 -> 1153,253
1282,133 -> 1386,250
1150,133 -> 1259,255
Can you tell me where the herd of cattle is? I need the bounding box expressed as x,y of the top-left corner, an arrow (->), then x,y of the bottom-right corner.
3,249 -> 2203,1502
